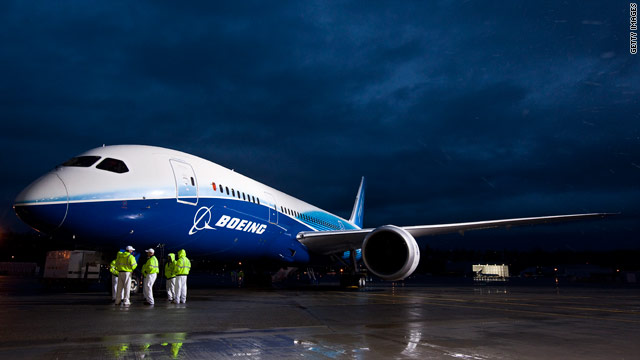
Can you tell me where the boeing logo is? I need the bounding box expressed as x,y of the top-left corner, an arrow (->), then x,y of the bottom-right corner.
215,215 -> 267,235
189,206 -> 216,235
189,206 -> 267,235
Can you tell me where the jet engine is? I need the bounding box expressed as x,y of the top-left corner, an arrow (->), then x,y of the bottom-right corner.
361,225 -> 420,281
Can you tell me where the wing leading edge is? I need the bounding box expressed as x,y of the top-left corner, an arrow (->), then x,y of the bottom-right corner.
297,213 -> 614,255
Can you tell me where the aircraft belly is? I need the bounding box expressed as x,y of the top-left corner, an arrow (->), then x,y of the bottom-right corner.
58,197 -> 311,263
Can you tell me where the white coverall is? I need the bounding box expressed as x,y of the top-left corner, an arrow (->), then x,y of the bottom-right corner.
115,272 -> 132,305
111,275 -> 118,301
175,275 -> 187,304
166,277 -> 176,301
143,273 -> 157,305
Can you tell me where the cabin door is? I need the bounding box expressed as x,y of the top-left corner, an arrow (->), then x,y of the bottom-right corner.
170,159 -> 198,205
263,192 -> 278,224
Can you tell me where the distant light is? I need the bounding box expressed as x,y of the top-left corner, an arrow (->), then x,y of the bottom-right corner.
238,262 -> 242,266
11,255 -> 15,259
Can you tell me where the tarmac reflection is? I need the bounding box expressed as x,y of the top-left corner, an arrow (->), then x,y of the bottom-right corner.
102,333 -> 187,359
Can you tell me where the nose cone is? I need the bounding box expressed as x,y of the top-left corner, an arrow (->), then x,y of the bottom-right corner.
14,173 -> 69,233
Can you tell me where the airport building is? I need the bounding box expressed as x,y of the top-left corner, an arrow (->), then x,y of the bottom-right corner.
472,264 -> 509,281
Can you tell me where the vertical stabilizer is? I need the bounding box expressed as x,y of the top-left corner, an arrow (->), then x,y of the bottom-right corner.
349,177 -> 366,228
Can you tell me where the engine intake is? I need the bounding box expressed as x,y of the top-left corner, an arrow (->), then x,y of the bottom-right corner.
361,225 -> 420,281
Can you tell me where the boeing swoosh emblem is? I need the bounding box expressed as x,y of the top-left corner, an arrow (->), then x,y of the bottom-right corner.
189,206 -> 216,235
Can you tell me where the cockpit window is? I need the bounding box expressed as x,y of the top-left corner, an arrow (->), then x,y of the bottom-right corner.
96,158 -> 129,174
61,156 -> 101,167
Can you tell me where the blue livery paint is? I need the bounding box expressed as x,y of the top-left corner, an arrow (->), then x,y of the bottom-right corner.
17,194 -> 359,265
341,249 -> 362,262
60,197 -> 314,263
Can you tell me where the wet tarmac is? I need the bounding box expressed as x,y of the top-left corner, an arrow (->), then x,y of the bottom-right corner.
0,276 -> 639,359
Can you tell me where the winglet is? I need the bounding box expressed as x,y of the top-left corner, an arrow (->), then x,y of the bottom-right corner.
349,177 -> 366,228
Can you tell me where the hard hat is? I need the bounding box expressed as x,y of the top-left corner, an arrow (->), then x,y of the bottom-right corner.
145,248 -> 155,254
126,245 -> 135,251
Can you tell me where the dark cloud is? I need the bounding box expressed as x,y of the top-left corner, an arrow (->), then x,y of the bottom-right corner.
1,1 -> 638,249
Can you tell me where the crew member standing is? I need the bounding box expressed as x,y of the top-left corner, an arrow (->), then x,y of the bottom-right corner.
115,245 -> 137,306
141,248 -> 159,305
173,249 -> 191,304
110,256 -> 119,301
165,253 -> 176,302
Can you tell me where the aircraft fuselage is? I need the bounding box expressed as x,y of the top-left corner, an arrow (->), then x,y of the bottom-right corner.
14,145 -> 358,264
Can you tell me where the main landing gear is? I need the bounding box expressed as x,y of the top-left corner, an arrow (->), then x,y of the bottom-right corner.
338,248 -> 367,289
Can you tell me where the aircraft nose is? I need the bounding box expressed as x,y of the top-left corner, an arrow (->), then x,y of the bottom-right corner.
14,173 -> 69,233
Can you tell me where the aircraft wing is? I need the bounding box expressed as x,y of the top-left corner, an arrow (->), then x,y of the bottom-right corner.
296,213 -> 613,255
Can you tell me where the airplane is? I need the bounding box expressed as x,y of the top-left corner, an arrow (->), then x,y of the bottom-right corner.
13,145 -> 612,283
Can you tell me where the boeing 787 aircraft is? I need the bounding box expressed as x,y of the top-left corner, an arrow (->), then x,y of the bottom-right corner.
14,145 -> 609,282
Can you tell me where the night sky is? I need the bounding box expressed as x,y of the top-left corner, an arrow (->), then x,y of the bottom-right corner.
1,1 -> 638,251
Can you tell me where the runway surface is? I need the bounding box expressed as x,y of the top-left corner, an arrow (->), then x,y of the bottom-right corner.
0,276 -> 638,359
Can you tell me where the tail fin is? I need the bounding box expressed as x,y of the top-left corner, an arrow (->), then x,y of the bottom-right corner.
349,177 -> 366,228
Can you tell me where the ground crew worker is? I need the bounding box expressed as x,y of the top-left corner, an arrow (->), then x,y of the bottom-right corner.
141,248 -> 159,305
110,257 -> 119,301
165,253 -> 176,302
115,245 -> 137,306
173,249 -> 191,304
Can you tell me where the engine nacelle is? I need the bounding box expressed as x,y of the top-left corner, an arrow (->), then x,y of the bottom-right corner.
361,225 -> 420,281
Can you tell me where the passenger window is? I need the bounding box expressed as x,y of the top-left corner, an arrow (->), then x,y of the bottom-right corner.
226,187 -> 229,195
61,156 -> 101,167
190,177 -> 195,186
219,184 -> 223,193
96,158 -> 129,174
257,198 -> 260,205
242,193 -> 246,201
